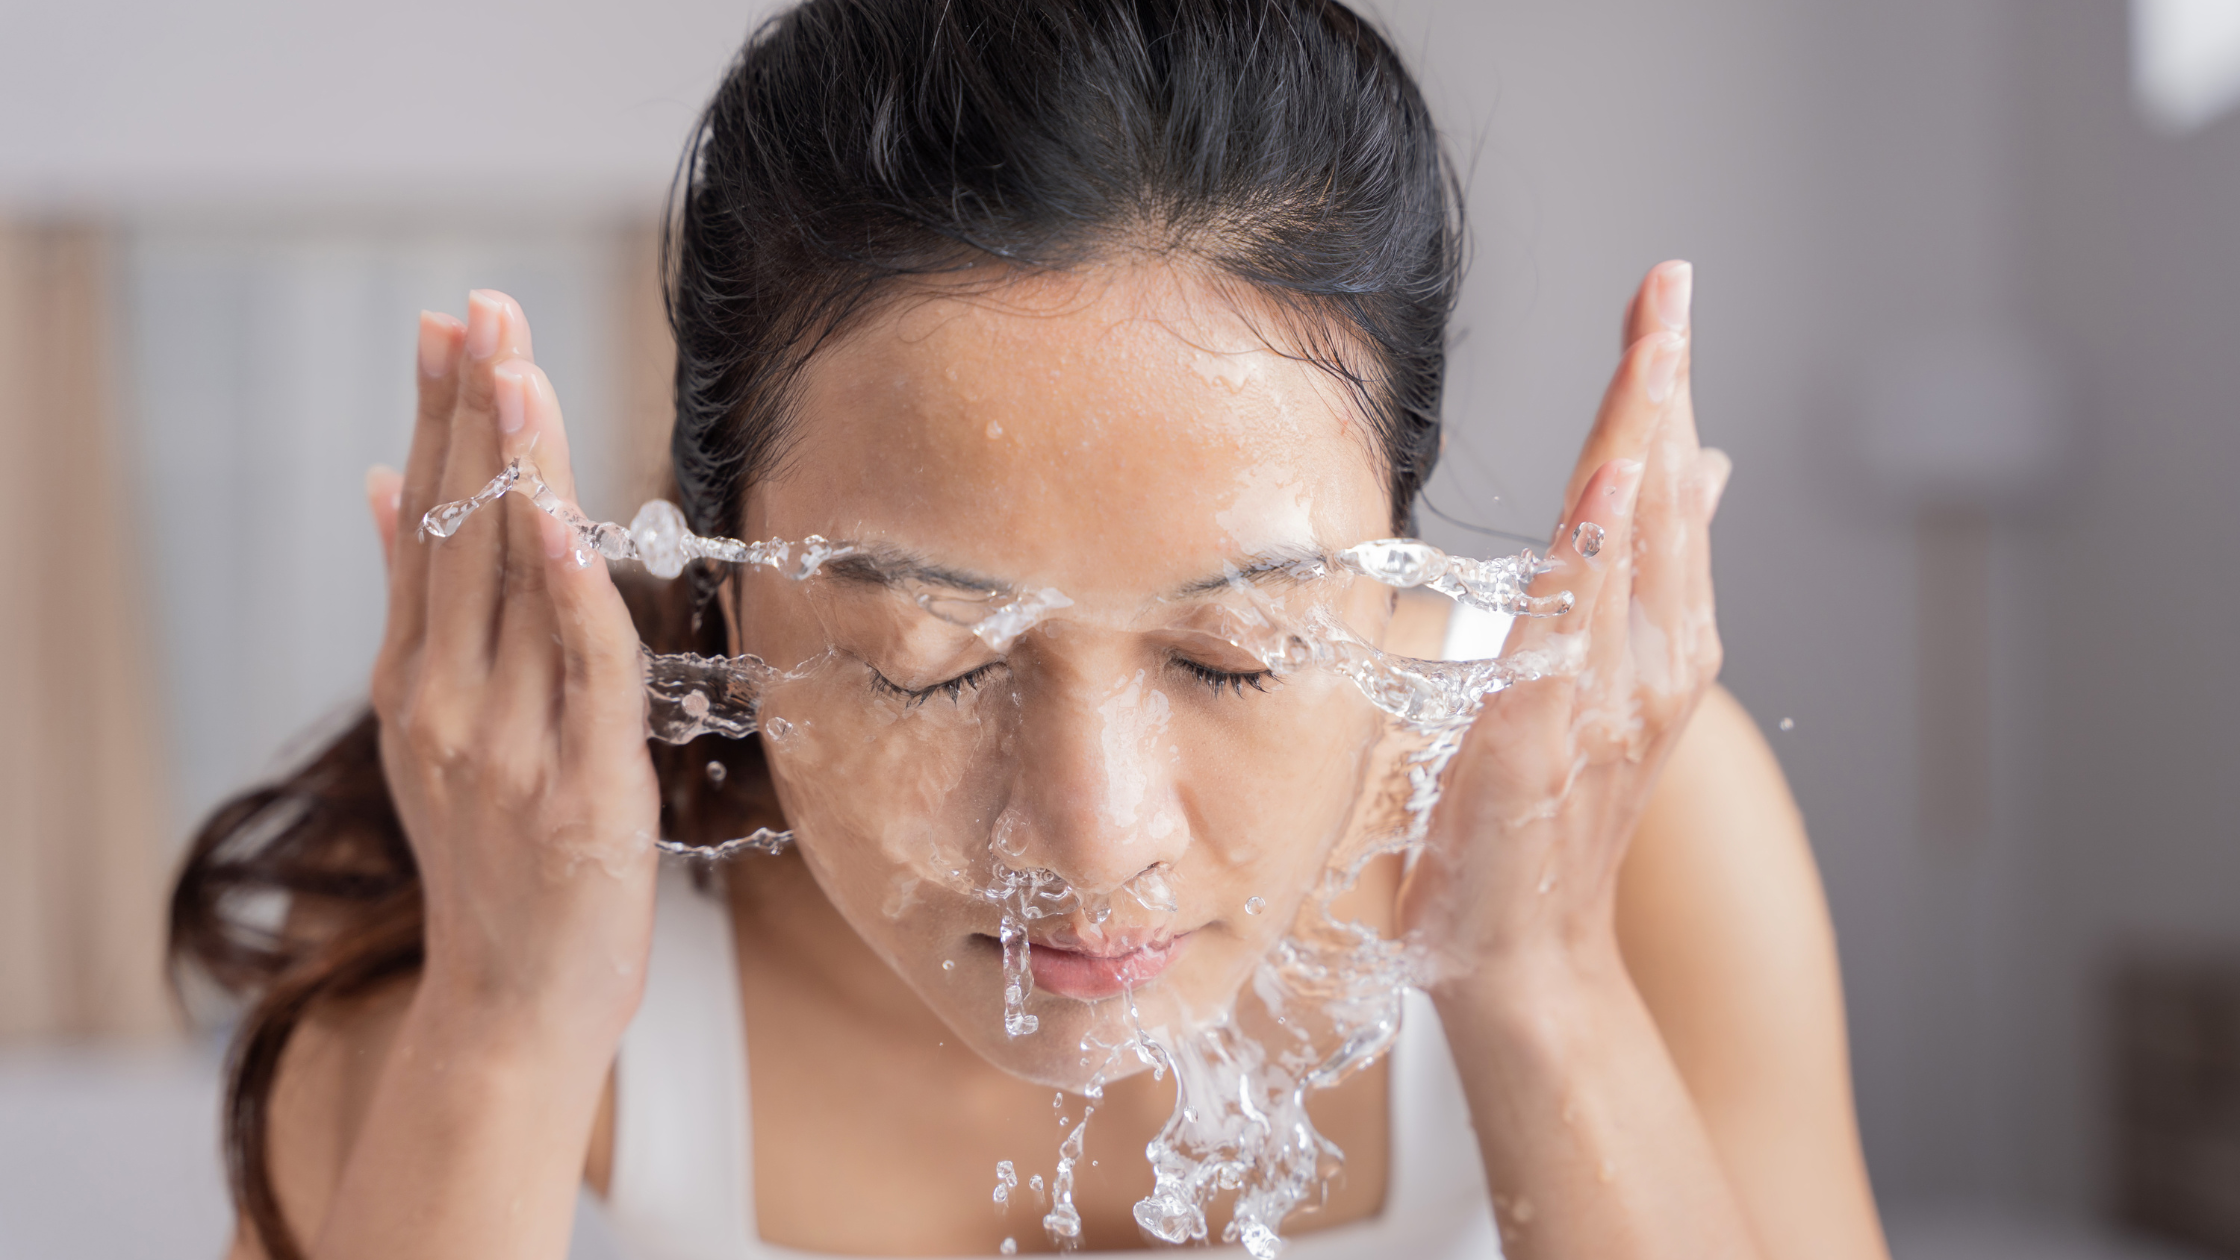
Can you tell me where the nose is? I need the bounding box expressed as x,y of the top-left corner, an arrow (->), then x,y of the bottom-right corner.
993,662 -> 1191,897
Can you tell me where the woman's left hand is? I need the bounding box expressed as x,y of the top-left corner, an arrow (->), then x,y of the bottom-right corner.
1402,259 -> 1731,992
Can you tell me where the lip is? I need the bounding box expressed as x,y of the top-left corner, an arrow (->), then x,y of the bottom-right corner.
1020,933 -> 1189,1001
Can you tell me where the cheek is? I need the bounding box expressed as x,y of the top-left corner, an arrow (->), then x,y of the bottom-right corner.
1169,682 -> 1386,895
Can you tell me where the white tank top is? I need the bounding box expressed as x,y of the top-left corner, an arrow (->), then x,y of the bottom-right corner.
597,604 -> 1513,1260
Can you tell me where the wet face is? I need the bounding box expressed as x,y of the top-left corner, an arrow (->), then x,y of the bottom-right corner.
730,263 -> 1397,1089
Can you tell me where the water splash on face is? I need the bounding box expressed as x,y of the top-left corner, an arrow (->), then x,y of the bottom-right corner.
421,475 -> 1570,1254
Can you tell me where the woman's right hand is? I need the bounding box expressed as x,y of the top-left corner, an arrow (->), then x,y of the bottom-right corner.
365,290 -> 658,1047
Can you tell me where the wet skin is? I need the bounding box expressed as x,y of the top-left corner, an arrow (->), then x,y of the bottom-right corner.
729,262 -> 1401,1093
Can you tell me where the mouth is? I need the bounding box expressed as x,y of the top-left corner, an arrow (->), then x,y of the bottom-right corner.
980,931 -> 1189,1002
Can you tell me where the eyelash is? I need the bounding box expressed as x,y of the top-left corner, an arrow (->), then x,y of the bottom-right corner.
870,661 -> 1006,707
1172,657 -> 1272,698
871,658 -> 1270,704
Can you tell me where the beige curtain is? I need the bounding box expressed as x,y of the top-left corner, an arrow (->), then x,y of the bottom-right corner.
0,222 -> 176,1041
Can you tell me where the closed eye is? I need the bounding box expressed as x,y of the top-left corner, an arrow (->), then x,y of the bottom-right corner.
1170,655 -> 1272,698
869,660 -> 1007,707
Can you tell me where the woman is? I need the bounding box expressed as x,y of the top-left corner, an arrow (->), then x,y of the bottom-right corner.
170,1 -> 1889,1257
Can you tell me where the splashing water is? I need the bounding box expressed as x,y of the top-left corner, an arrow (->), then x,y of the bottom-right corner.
420,472 -> 1575,1254
421,456 -> 848,579
1043,1104 -> 1094,1243
1335,537 -> 1570,617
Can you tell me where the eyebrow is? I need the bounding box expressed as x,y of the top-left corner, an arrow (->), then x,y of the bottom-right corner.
822,541 -> 1333,600
821,548 -> 1013,595
1169,543 -> 1334,597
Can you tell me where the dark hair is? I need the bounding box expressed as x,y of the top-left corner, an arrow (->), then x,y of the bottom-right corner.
169,3 -> 1460,1255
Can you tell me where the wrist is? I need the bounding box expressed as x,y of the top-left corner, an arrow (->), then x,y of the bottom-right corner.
1427,935 -> 1641,1050
415,913 -> 648,1040
406,966 -> 634,1082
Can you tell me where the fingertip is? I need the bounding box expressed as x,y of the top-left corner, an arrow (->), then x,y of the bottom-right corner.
416,313 -> 455,379
465,290 -> 503,360
365,463 -> 403,512
1652,260 -> 1693,332
365,463 -> 404,562
1694,447 -> 1734,519
494,290 -> 534,361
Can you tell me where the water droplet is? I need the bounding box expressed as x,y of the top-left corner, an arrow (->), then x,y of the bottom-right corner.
763,715 -> 794,742
1779,717 -> 1795,731
1244,897 -> 1266,915
1571,520 -> 1606,558
942,959 -> 956,972
704,760 -> 727,786
1000,1240 -> 1017,1256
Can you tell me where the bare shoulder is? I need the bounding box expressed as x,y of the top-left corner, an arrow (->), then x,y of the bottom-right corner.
1616,685 -> 1889,1259
224,974 -> 419,1258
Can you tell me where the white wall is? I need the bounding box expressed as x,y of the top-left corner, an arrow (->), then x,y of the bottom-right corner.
0,0 -> 756,211
2010,0 -> 2240,1210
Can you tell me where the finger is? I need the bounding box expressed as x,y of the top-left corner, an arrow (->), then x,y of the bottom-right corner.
491,363 -> 583,727
539,510 -> 651,776
1623,258 -> 1692,350
1506,455 -> 1646,663
381,313 -> 464,666
1559,260 -> 1693,523
1627,328 -> 1703,699
365,464 -> 404,569
422,290 -> 535,686
1678,446 -> 1731,678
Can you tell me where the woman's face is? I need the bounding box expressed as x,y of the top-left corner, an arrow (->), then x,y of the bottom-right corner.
731,263 -> 1398,1089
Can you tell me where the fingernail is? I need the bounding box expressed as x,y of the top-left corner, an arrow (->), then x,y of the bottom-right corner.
364,463 -> 395,499
465,290 -> 501,359
417,314 -> 450,378
1653,261 -> 1693,331
493,363 -> 527,433
1643,332 -> 1685,404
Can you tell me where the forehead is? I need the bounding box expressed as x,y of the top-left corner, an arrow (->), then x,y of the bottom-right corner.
754,263 -> 1389,594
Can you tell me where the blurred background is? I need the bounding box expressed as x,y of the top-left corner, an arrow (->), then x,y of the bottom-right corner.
2,0 -> 2236,1256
